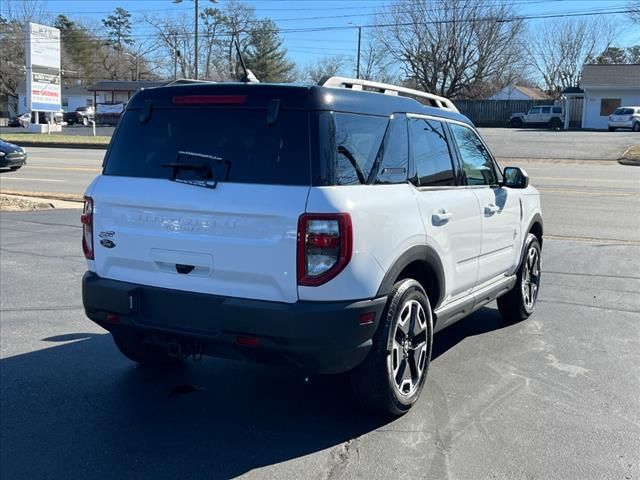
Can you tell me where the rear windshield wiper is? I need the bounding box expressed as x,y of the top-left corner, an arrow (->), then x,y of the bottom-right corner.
161,151 -> 230,189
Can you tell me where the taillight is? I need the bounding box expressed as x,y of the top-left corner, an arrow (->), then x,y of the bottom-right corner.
81,196 -> 94,260
297,213 -> 352,286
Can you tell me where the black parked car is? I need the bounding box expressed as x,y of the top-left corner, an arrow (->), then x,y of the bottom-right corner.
0,138 -> 27,170
65,106 -> 95,126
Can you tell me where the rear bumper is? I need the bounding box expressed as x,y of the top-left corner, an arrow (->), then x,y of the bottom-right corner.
82,271 -> 387,374
608,121 -> 633,128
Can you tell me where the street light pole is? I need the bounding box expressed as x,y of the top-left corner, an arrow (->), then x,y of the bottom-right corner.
194,0 -> 199,79
356,26 -> 362,79
173,0 -> 218,80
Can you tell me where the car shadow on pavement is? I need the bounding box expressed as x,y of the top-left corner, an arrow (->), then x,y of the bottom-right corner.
0,306 -> 512,479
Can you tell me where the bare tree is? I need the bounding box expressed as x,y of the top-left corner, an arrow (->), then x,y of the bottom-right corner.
629,0 -> 640,23
358,39 -> 397,83
145,0 -> 257,81
301,55 -> 351,84
373,0 -> 525,99
526,17 -> 618,93
1,0 -> 49,24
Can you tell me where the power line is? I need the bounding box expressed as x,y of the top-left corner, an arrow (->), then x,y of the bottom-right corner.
1,4 -> 634,43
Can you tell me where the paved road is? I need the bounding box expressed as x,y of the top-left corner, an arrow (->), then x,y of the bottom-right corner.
0,147 -> 103,196
480,128 -> 639,161
1,161 -> 639,479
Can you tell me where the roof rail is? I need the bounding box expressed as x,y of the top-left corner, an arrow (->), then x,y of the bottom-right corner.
320,76 -> 458,113
165,78 -> 216,86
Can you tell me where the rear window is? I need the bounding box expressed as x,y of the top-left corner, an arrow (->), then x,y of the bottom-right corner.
614,108 -> 633,115
104,108 -> 311,185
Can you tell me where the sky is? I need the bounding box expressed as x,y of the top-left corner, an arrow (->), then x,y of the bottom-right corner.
2,0 -> 638,72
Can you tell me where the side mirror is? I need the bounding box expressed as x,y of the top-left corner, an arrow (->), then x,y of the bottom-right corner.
503,166 -> 529,189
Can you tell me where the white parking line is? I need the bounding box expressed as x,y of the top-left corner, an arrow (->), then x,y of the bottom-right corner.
0,177 -> 64,182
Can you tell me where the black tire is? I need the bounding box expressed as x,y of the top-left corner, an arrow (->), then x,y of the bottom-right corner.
608,127 -> 616,132
549,118 -> 562,131
498,235 -> 541,322
510,117 -> 522,128
112,329 -> 181,367
633,122 -> 640,132
350,279 -> 433,417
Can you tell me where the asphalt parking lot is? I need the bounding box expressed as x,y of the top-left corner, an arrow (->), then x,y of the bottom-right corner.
1,133 -> 639,479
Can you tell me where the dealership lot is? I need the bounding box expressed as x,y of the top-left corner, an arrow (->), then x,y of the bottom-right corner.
1,132 -> 639,479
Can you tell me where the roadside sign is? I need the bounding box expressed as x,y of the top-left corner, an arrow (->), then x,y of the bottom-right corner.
24,22 -> 61,113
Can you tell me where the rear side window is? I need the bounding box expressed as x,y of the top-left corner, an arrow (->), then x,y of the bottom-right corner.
552,107 -> 562,114
409,117 -> 456,187
333,113 -> 388,185
104,108 -> 311,185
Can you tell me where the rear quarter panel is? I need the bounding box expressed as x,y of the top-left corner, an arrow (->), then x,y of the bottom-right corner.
300,184 -> 425,301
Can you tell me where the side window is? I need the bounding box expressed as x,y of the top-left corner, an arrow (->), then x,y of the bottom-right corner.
376,114 -> 409,184
552,107 -> 562,114
450,123 -> 497,186
334,113 -> 388,185
541,107 -> 551,114
529,107 -> 541,114
409,117 -> 456,187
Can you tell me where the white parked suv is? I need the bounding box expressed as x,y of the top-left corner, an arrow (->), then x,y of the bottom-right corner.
82,77 -> 543,416
509,105 -> 564,130
608,106 -> 640,132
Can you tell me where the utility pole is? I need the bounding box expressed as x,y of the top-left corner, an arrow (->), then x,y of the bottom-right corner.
194,0 -> 199,79
356,26 -> 362,79
173,32 -> 179,80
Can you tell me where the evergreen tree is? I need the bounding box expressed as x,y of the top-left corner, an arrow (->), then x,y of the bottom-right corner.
245,19 -> 295,82
102,7 -> 133,53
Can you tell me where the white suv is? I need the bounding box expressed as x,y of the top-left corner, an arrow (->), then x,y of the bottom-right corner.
82,77 -> 543,416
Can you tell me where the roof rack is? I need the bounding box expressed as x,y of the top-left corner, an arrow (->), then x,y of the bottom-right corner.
165,78 -> 216,86
320,76 -> 458,113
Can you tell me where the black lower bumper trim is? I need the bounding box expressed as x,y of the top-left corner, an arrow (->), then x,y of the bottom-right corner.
82,271 -> 387,374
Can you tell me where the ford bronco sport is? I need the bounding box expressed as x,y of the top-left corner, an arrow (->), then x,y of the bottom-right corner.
82,77 -> 543,416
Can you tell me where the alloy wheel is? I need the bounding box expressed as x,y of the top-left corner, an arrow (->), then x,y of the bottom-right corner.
387,300 -> 428,397
521,245 -> 541,310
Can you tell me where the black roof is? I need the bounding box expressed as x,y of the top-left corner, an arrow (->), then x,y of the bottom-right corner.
126,82 -> 472,125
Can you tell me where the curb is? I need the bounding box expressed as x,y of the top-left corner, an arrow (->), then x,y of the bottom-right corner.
618,145 -> 640,166
1,190 -> 83,202
618,159 -> 640,166
16,141 -> 108,150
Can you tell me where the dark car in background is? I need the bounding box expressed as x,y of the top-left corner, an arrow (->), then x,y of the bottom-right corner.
0,138 -> 27,170
64,106 -> 95,126
8,112 -> 63,127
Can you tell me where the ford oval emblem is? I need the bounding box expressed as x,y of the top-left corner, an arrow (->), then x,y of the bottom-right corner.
100,239 -> 116,249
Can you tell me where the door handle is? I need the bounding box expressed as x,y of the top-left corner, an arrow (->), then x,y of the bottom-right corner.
484,204 -> 501,215
432,210 -> 453,225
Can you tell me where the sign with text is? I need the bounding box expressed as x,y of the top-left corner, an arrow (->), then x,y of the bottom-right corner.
25,23 -> 61,113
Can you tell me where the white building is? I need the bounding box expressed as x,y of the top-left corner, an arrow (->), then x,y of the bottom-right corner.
581,64 -> 640,130
488,85 -> 551,101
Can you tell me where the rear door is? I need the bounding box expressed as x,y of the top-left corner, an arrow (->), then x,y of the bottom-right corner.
408,114 -> 481,302
88,104 -> 311,303
449,123 -> 521,286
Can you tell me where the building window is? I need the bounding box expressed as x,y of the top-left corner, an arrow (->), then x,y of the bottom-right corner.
600,98 -> 621,116
86,98 -> 93,106
62,97 -> 69,107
